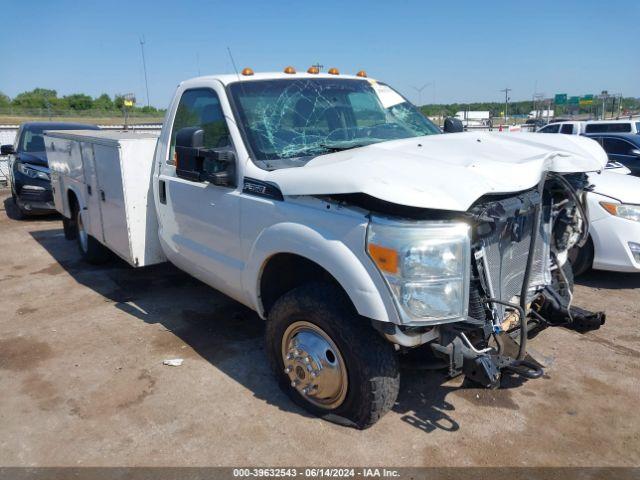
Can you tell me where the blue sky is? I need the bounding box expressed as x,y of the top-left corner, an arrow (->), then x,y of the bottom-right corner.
1,0 -> 637,107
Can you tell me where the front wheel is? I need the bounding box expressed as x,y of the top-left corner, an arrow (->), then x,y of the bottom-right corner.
265,282 -> 400,429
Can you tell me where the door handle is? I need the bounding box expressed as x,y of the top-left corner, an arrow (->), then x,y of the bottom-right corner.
159,180 -> 166,204
100,190 -> 105,201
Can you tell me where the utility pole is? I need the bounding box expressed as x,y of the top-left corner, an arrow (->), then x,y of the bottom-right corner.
139,36 -> 150,108
500,87 -> 511,124
599,90 -> 609,120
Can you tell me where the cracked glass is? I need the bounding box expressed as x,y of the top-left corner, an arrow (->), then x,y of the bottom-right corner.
228,78 -> 440,169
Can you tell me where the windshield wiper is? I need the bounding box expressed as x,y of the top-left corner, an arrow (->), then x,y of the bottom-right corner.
318,142 -> 373,153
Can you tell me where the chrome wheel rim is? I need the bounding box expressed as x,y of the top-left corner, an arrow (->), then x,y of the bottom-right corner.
77,210 -> 88,253
281,321 -> 348,410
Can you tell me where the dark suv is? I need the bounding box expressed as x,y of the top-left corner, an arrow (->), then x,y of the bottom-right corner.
584,133 -> 640,177
1,122 -> 99,218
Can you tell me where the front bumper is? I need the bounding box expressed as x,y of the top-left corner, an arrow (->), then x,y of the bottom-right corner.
15,182 -> 55,214
590,214 -> 640,272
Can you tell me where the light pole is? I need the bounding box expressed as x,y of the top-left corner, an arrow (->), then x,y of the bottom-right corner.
500,87 -> 511,124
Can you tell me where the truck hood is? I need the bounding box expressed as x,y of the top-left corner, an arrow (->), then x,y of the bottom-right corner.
267,132 -> 608,212
588,170 -> 640,204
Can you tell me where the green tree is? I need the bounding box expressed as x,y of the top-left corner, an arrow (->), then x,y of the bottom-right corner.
12,88 -> 58,109
64,93 -> 93,110
114,95 -> 125,110
93,93 -> 114,110
0,92 -> 10,108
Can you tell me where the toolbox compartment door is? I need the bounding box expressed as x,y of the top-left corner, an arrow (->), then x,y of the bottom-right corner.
93,143 -> 131,260
80,142 -> 105,242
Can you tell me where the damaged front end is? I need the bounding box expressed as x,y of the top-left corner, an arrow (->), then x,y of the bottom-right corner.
359,171 -> 606,389
429,172 -> 605,387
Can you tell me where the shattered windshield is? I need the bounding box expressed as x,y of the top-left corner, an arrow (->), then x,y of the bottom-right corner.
228,78 -> 440,168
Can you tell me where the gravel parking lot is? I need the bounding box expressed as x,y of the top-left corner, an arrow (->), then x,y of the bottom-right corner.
0,189 -> 639,467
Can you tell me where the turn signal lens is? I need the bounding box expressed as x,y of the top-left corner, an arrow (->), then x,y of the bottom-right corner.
241,67 -> 254,76
600,202 -> 640,222
283,66 -> 296,74
328,67 -> 339,75
600,202 -> 618,216
368,243 -> 398,274
356,70 -> 367,78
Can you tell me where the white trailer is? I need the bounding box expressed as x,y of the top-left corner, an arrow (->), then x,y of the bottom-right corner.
46,130 -> 165,267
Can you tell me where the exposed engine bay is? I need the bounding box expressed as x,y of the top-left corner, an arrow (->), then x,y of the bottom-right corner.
335,172 -> 606,389
431,172 -> 606,387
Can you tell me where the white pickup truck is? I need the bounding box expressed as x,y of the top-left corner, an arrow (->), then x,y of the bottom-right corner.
45,69 -> 607,429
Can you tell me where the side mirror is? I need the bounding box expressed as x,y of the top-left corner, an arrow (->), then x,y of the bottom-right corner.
176,126 -> 203,149
1,144 -> 15,155
174,127 -> 236,187
630,148 -> 640,157
443,117 -> 464,133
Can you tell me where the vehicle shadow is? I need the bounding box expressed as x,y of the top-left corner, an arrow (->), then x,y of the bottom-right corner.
575,269 -> 640,289
3,196 -> 61,221
28,226 -> 522,433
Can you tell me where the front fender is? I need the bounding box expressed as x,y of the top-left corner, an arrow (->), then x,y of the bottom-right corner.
243,221 -> 398,323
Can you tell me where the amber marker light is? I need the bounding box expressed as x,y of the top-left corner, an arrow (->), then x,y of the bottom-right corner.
241,67 -> 254,76
328,67 -> 340,75
356,70 -> 367,78
283,66 -> 296,74
367,244 -> 398,274
307,66 -> 319,74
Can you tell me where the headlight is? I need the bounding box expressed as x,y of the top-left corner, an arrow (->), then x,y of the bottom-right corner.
17,162 -> 50,181
367,218 -> 470,324
600,202 -> 640,222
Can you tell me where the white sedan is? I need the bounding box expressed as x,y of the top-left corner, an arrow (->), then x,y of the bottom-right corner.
570,166 -> 640,274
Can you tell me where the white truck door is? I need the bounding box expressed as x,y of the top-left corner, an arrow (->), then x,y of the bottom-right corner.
80,142 -> 104,242
156,86 -> 243,298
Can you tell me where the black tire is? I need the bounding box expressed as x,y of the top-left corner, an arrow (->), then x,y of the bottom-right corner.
568,236 -> 594,277
265,282 -> 400,429
74,207 -> 110,264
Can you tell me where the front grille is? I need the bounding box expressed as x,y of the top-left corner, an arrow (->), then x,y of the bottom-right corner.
472,191 -> 552,320
18,188 -> 53,203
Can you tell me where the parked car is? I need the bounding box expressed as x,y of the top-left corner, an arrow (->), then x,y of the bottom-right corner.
45,69 -> 606,428
1,122 -> 99,218
570,170 -> 640,274
583,133 -> 640,176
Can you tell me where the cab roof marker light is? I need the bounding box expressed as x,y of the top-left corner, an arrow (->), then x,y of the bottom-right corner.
283,66 -> 296,74
356,70 -> 367,78
328,68 -> 339,75
241,67 -> 254,76
307,66 -> 319,74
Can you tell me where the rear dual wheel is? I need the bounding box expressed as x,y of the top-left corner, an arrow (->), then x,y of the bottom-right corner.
74,207 -> 110,264
265,282 -> 400,429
